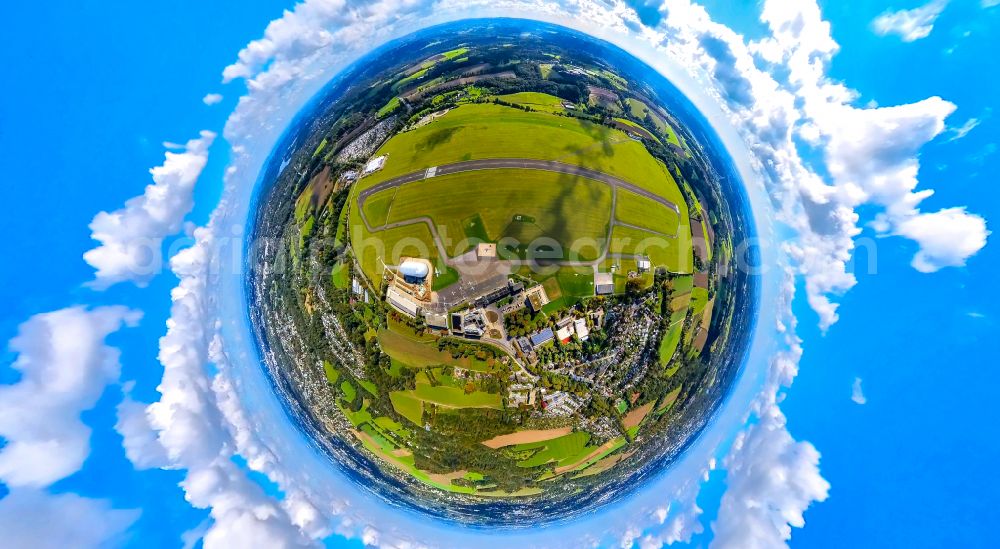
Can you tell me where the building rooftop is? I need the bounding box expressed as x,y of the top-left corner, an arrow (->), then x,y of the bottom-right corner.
530,328 -> 554,347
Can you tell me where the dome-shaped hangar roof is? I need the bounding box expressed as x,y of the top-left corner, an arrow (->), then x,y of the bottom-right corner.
399,260 -> 429,279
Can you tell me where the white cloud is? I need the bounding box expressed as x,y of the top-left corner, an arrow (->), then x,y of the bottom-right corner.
896,207 -> 990,271
124,0 -> 988,546
947,117 -> 980,141
114,227 -> 315,549
982,0 -> 999,8
83,130 -> 216,289
0,306 -> 141,487
851,377 -> 867,405
203,93 -> 224,105
0,489 -> 139,549
712,401 -> 829,548
872,0 -> 948,42
0,306 -> 141,548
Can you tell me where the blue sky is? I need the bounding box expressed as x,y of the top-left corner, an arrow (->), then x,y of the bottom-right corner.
0,1 -> 996,548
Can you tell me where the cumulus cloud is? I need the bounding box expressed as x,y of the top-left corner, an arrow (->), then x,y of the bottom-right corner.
83,130 -> 216,289
0,306 -> 141,487
896,207 -> 990,271
133,0 -> 988,546
851,377 -> 867,405
0,489 -> 139,549
114,227 -> 314,548
712,404 -> 829,548
872,0 -> 948,42
0,306 -> 141,548
203,93 -> 224,105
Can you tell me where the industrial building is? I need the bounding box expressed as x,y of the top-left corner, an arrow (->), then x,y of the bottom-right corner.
385,286 -> 420,317
594,272 -> 614,295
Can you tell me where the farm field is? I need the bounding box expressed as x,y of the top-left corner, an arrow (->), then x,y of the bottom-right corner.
615,187 -> 682,236
356,104 -> 681,197
610,224 -> 693,273
381,169 -> 612,260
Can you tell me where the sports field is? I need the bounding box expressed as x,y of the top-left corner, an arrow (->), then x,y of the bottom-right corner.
377,169 -> 612,259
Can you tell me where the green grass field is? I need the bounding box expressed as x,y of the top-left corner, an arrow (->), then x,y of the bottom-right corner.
615,187 -> 681,236
390,391 -> 424,425
377,96 -> 401,118
432,265 -> 460,291
498,91 -> 572,114
624,98 -> 681,147
356,104 -> 681,198
610,224 -> 693,273
539,63 -> 554,79
513,431 -> 591,468
377,324 -> 495,372
659,321 -> 683,364
671,274 -> 694,294
331,261 -> 350,289
362,189 -> 395,226
409,384 -> 502,409
341,380 -> 357,403
381,169 -> 612,259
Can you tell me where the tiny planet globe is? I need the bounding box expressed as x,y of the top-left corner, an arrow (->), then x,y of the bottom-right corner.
248,19 -> 756,525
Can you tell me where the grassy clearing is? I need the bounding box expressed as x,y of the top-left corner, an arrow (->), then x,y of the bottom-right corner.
331,261 -> 350,289
659,321 -> 683,365
671,275 -> 694,294
498,91 -> 571,114
377,324 -> 496,372
341,380 -> 357,403
390,392 -> 424,425
610,224 -> 693,273
312,138 -> 328,159
323,361 -> 339,384
377,96 -> 401,118
615,187 -> 681,236
362,188 -> 395,226
539,63 -> 554,79
432,265 -> 460,291
357,103 -> 680,198
513,431 -> 591,468
409,384 -> 502,409
383,169 -> 612,260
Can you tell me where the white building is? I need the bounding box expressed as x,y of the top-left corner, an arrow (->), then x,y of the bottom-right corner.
386,286 -> 420,317
363,155 -> 387,175
574,318 -> 590,341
